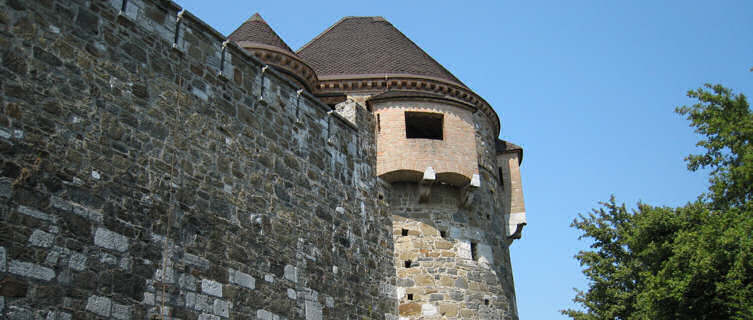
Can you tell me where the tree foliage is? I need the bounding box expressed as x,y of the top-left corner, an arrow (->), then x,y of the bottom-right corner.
677,84 -> 753,209
564,84 -> 753,319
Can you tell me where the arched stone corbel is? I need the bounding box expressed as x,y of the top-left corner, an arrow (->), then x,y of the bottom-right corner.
505,212 -> 527,240
418,167 -> 436,203
460,174 -> 480,207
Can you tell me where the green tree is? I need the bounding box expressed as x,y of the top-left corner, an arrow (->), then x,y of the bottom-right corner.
564,84 -> 753,320
677,84 -> 753,209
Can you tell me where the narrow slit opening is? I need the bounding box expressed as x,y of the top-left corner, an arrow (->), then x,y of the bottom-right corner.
471,242 -> 478,261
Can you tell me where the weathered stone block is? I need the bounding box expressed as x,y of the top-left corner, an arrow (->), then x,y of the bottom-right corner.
112,303 -> 132,320
17,206 -> 55,222
198,313 -> 220,320
439,303 -> 458,316
305,300 -> 322,320
283,264 -> 297,283
421,303 -> 438,316
179,273 -> 198,291
94,228 -> 129,252
213,299 -> 229,317
413,274 -> 434,286
201,279 -> 222,297
7,306 -> 32,320
85,295 -> 111,317
398,303 -> 421,316
228,268 -> 254,290
9,260 -> 55,281
69,252 -> 87,271
29,229 -> 55,247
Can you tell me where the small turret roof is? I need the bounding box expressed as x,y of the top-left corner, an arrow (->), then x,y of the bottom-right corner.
228,13 -> 293,53
297,16 -> 465,86
497,139 -> 524,164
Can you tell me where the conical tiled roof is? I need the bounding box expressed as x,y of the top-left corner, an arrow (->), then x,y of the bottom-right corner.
228,13 -> 293,53
228,13 -> 317,92
297,17 -> 465,87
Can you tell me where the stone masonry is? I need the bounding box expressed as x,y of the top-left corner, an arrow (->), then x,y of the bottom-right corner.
0,0 -> 395,318
0,0 -> 526,319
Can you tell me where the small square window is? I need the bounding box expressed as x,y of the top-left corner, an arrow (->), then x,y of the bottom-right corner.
405,112 -> 443,140
407,294 -> 414,300
404,260 -> 412,268
440,230 -> 447,238
401,229 -> 409,236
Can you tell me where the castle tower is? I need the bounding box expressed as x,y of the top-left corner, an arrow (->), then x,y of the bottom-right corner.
299,17 -> 528,319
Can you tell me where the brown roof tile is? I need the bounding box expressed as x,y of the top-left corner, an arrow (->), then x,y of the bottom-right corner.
297,16 -> 465,87
228,13 -> 293,53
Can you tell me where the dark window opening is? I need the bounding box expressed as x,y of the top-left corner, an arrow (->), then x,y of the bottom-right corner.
376,114 -> 381,133
401,229 -> 409,236
440,230 -> 447,238
470,242 -> 478,261
484,299 -> 489,306
486,214 -> 490,220
404,260 -> 412,268
405,112 -> 443,140
407,294 -> 413,300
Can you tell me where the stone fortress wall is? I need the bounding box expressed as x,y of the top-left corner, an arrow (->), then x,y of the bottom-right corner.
0,0 -> 397,319
0,0 -> 525,319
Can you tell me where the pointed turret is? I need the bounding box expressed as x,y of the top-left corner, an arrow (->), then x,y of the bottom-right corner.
228,13 -> 294,52
229,13 -> 317,92
297,16 -> 499,135
298,16 -> 464,86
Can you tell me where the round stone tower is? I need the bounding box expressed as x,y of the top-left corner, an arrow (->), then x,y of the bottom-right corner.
297,16 -> 527,319
370,90 -> 525,319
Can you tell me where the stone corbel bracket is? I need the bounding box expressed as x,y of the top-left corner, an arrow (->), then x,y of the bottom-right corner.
505,212 -> 527,240
460,174 -> 480,207
418,167 -> 436,203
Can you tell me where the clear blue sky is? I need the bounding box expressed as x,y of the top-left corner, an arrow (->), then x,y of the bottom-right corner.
177,1 -> 752,318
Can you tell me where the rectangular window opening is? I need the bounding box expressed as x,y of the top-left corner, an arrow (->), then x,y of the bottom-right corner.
405,111 -> 443,140
401,229 -> 409,236
440,230 -> 447,238
470,242 -> 478,261
484,299 -> 489,306
404,260 -> 412,268
407,293 -> 414,300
